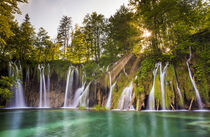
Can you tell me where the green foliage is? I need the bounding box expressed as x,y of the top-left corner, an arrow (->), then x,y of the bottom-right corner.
0,0 -> 28,47
82,62 -> 102,82
0,76 -> 14,105
154,71 -> 161,105
164,65 -> 175,108
106,5 -> 137,55
68,25 -> 87,63
134,56 -> 156,95
78,106 -> 86,110
57,16 -> 72,59
0,88 -> 12,104
34,27 -> 51,62
92,105 -> 107,111
0,76 -> 13,88
50,60 -> 70,81
83,12 -> 105,62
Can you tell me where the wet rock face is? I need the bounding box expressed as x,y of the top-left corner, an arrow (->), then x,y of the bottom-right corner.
24,70 -> 66,107
25,90 -> 65,107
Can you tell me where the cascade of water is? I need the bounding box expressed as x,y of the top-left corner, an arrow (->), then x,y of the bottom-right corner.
147,63 -> 160,110
72,82 -> 86,108
186,46 -> 203,109
79,82 -> 91,107
117,82 -> 133,110
15,64 -> 26,107
63,67 -> 75,107
63,66 -> 71,107
174,66 -> 184,105
38,65 -> 43,107
160,62 -> 169,110
38,64 -> 48,108
42,67 -> 47,107
74,68 -> 80,90
123,68 -> 128,77
47,64 -> 50,106
106,72 -> 116,109
8,63 -> 26,108
106,65 -> 110,72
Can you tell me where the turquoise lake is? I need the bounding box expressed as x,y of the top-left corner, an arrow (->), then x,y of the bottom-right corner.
0,109 -> 209,137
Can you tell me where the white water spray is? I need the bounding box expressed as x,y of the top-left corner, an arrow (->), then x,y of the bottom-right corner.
147,63 -> 160,110
38,64 -> 48,108
160,62 -> 169,110
8,63 -> 26,108
63,67 -> 75,107
79,82 -> 91,107
174,67 -> 184,105
47,64 -> 50,106
63,66 -> 71,107
118,82 -> 134,110
72,82 -> 86,108
106,72 -> 116,109
186,46 -> 203,109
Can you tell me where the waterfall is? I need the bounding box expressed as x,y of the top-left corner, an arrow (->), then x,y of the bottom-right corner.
72,82 -> 86,108
63,66 -> 71,107
79,82 -> 91,107
106,65 -> 110,72
74,68 -> 80,91
117,82 -> 133,110
106,72 -> 116,109
47,64 -> 50,106
38,65 -> 43,107
186,46 -> 203,109
147,63 -> 160,110
38,64 -> 48,108
8,63 -> 26,108
174,66 -> 184,105
176,82 -> 183,104
160,62 -> 169,110
63,67 -> 74,107
123,68 -> 128,77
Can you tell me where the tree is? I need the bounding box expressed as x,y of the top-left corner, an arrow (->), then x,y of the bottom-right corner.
129,0 -> 206,54
69,25 -> 87,63
83,12 -> 105,63
106,5 -> 137,56
0,0 -> 28,56
18,14 -> 35,60
35,27 -> 50,62
57,16 -> 72,59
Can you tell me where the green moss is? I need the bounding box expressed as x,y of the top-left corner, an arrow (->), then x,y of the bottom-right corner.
92,105 -> 107,111
164,65 -> 175,109
78,106 -> 86,110
154,70 -> 161,107
82,62 -> 102,82
53,61 -> 70,80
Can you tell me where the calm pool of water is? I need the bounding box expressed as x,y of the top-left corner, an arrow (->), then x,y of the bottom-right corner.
0,109 -> 209,137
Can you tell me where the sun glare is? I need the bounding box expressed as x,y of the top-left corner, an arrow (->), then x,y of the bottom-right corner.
142,30 -> 151,38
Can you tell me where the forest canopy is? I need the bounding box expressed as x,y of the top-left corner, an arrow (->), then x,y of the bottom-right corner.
0,0 -> 209,65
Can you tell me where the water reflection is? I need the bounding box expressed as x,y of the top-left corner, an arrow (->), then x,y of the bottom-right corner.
61,110 -> 69,137
107,111 -> 113,137
0,110 -> 209,137
4,110 -> 23,137
34,110 -> 46,137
